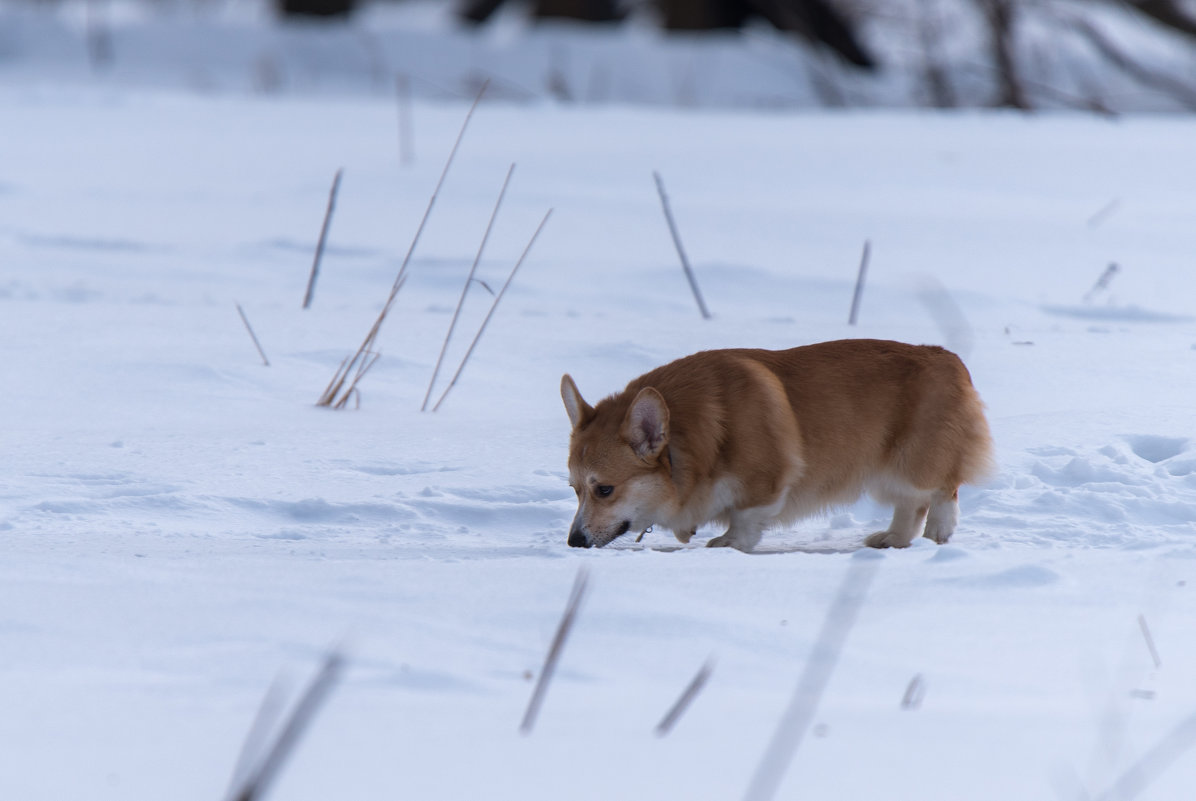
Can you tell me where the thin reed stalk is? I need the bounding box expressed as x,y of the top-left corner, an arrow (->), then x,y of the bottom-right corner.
226,649 -> 346,801
422,163 -> 516,411
848,240 -> 870,326
303,167 -> 343,310
316,81 -> 489,408
653,170 -> 711,320
520,567 -> 588,735
236,303 -> 270,367
431,207 -> 552,413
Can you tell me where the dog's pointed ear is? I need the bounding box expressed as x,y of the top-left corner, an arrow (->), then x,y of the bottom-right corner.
624,387 -> 669,461
561,374 -> 594,430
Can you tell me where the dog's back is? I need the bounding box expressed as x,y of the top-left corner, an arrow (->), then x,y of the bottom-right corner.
749,340 -> 992,503
563,339 -> 992,550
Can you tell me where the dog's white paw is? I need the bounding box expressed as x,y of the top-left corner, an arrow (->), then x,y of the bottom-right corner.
706,532 -> 759,552
922,525 -> 953,545
865,530 -> 914,549
923,500 -> 958,545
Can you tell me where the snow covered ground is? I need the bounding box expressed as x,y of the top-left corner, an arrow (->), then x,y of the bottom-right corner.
3,12 -> 1196,801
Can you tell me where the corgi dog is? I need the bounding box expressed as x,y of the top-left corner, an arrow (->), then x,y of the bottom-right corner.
561,339 -> 992,551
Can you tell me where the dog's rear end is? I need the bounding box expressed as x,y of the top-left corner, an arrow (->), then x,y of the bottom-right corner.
562,339 -> 992,550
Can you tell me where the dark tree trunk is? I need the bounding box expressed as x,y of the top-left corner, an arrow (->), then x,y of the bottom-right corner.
978,0 -> 1030,109
534,0 -> 624,22
657,0 -> 752,30
460,0 -> 507,24
1123,0 -> 1196,39
276,0 -> 355,18
748,0 -> 876,69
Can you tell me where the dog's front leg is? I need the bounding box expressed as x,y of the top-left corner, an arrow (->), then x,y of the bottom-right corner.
706,509 -> 767,553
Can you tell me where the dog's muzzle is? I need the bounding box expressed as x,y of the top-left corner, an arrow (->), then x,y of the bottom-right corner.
567,521 -> 630,548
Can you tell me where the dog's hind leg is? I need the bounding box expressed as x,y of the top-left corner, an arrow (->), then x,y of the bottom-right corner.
922,488 -> 960,544
865,497 -> 930,549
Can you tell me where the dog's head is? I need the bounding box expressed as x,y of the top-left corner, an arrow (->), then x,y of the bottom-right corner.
560,374 -> 676,548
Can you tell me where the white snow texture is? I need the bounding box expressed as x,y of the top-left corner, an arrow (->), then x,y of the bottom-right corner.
2,4 -> 1196,801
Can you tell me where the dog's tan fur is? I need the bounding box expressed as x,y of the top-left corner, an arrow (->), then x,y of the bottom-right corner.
561,339 -> 993,551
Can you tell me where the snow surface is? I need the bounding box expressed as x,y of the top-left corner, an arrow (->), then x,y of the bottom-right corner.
3,16 -> 1196,801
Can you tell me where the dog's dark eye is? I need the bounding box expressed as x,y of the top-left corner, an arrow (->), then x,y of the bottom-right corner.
595,485 -> 614,498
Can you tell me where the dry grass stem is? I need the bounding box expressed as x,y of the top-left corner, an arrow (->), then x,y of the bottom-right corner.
1087,198 -> 1121,228
742,554 -> 879,801
396,74 -> 414,166
848,240 -> 871,326
422,163 -> 516,411
432,207 -> 552,413
317,80 -> 489,408
655,658 -> 715,736
1084,263 -> 1120,303
520,567 -> 589,735
227,648 -> 346,801
235,303 -> 270,367
223,676 -> 290,801
901,674 -> 925,710
1138,614 -> 1162,669
652,170 -> 712,320
1092,713 -> 1196,801
303,167 -> 343,310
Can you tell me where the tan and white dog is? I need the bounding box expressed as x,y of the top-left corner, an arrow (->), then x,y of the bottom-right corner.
561,339 -> 992,551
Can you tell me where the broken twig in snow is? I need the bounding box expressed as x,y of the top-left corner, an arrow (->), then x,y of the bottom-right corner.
655,657 -> 715,736
432,207 -> 552,413
742,553 -> 879,801
422,163 -> 516,412
848,240 -> 870,326
653,171 -> 711,320
235,303 -> 270,367
303,167 -> 343,310
520,567 -> 589,735
316,80 -> 489,408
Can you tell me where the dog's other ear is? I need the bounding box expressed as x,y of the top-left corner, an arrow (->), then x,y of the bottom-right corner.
561,374 -> 595,430
624,387 -> 669,460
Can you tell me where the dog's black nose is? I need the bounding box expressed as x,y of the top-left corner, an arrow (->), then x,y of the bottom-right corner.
567,529 -> 591,548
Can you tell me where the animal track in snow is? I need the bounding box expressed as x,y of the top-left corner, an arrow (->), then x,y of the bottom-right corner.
1125,434 -> 1189,464
970,437 -> 1196,547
